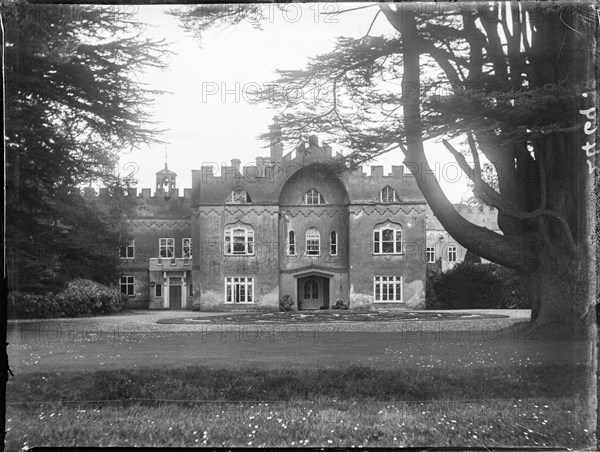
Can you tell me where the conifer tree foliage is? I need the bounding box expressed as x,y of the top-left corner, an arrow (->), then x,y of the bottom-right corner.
4,3 -> 169,293
175,3 -> 597,329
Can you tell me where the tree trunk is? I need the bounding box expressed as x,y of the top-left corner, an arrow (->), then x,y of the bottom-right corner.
520,273 -> 540,321
522,253 -> 593,330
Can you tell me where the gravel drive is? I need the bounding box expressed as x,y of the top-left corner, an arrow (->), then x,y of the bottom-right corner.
8,309 -> 531,333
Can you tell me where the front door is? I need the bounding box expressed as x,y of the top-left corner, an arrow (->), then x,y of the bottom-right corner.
169,277 -> 183,309
299,277 -> 322,310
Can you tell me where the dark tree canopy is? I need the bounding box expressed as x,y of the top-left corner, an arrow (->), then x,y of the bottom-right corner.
175,3 -> 597,330
5,3 -> 170,292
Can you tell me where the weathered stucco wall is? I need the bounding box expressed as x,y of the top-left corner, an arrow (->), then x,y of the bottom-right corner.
348,205 -> 427,309
195,206 -> 280,310
279,207 -> 349,271
278,166 -> 349,271
276,167 -> 352,308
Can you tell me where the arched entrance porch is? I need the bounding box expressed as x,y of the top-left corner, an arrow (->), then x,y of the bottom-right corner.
294,270 -> 333,310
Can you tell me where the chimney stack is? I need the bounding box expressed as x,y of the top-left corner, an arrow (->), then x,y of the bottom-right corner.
256,157 -> 264,177
263,157 -> 272,178
269,119 -> 283,163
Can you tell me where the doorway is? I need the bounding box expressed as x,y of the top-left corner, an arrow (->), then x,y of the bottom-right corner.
169,276 -> 183,309
297,276 -> 329,310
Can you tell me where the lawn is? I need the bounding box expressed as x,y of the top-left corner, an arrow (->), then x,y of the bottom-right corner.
5,364 -> 593,449
8,328 -> 588,374
6,320 -> 594,449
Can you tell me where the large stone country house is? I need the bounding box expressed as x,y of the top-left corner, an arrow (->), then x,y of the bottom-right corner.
106,123 -> 499,311
111,123 -> 432,311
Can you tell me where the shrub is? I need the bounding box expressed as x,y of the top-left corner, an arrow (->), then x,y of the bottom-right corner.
426,262 -> 530,310
56,279 -> 125,316
331,299 -> 349,310
8,279 -> 125,319
425,265 -> 442,308
279,294 -> 295,312
489,264 -> 531,309
8,292 -> 62,319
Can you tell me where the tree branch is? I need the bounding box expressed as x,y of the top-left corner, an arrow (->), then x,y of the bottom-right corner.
441,139 -> 577,256
467,131 -> 482,191
361,10 -> 381,43
396,16 -> 535,270
537,139 -> 547,210
441,138 -> 506,209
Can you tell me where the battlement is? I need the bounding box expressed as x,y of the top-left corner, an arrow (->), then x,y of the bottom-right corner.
196,129 -> 414,186
361,165 -> 405,179
281,135 -> 333,163
82,186 -> 192,200
199,160 -> 277,182
452,203 -> 496,215
198,160 -> 411,184
137,187 -> 193,200
426,203 -> 499,231
426,203 -> 497,216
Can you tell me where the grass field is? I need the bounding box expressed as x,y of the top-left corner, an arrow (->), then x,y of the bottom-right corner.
8,328 -> 588,374
6,317 -> 594,449
6,363 -> 593,449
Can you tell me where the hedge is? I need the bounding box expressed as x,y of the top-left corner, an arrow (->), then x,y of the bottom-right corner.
426,262 -> 530,310
9,279 -> 126,319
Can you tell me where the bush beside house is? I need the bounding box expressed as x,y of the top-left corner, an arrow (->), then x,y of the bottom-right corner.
9,279 -> 126,319
279,294 -> 295,312
426,262 -> 530,310
331,299 -> 349,310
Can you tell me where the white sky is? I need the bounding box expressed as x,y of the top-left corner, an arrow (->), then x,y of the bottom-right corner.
121,4 -> 471,202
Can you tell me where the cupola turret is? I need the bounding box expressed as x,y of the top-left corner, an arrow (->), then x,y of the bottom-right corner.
156,163 -> 177,192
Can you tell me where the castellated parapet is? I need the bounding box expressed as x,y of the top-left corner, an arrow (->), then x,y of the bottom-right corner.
426,203 -> 499,231
131,187 -> 192,220
82,185 -> 192,200
193,134 -> 424,207
83,162 -> 193,221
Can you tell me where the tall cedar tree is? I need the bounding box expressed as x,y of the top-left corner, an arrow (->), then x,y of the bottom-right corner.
5,4 -> 169,293
173,3 -> 597,331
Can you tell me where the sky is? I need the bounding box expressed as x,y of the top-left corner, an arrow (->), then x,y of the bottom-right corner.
121,4 -> 471,202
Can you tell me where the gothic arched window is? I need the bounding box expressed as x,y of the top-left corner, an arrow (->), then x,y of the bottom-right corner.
288,231 -> 296,256
330,231 -> 338,256
224,223 -> 254,255
373,222 -> 402,254
302,188 -> 325,205
377,186 -> 398,203
226,187 -> 252,203
305,228 -> 320,256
